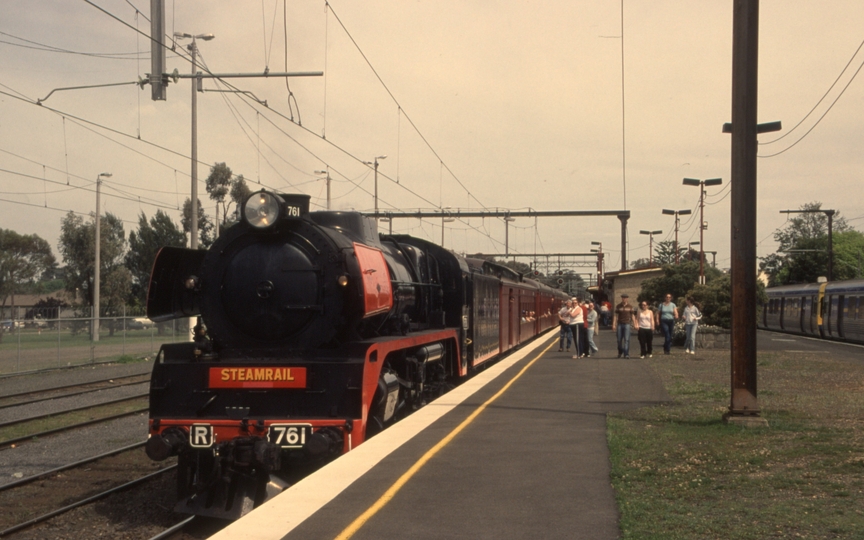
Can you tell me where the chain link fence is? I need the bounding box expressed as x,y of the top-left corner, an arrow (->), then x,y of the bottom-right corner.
0,306 -> 189,374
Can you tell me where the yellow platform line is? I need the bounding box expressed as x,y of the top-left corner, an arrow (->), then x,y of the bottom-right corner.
335,339 -> 557,540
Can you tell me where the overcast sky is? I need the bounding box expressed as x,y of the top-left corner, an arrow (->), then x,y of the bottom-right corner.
2,1 -> 863,277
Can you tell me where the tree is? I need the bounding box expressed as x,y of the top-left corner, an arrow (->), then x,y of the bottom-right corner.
686,274 -> 766,329
181,197 -> 215,249
205,162 -> 253,233
759,202 -> 852,286
637,260 -> 722,306
654,240 -> 686,265
630,257 -> 652,269
126,210 -> 187,307
0,229 -> 56,308
832,230 -> 864,280
59,211 -> 131,334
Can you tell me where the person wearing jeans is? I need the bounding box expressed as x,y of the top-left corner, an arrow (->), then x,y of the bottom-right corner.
612,293 -> 634,358
585,301 -> 599,356
683,296 -> 703,354
656,293 -> 678,355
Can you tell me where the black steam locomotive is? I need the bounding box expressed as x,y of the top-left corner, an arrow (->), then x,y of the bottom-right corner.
144,191 -> 566,518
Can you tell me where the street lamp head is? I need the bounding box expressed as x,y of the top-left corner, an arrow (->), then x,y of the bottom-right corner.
173,32 -> 192,39
197,34 -> 215,41
662,209 -> 675,215
98,172 -> 112,178
639,230 -> 650,235
689,241 -> 700,246
652,230 -> 663,235
682,178 -> 701,186
314,170 -> 327,175
376,155 -> 387,160
590,249 -> 598,253
591,241 -> 601,246
679,209 -> 692,215
704,178 -> 723,186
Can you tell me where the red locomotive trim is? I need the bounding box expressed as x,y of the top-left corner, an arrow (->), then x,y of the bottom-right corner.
353,242 -> 394,317
208,366 -> 307,389
359,329 -> 462,446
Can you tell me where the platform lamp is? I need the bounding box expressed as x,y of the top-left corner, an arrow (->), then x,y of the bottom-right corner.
684,177 -> 722,284
639,230 -> 663,266
662,208 -> 692,264
362,155 -> 387,213
93,172 -> 112,343
313,169 -> 331,210
504,215 -> 516,256
590,241 -> 603,284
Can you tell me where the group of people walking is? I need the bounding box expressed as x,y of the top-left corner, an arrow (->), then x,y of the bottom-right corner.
611,293 -> 703,358
561,292 -> 702,359
557,297 -> 600,358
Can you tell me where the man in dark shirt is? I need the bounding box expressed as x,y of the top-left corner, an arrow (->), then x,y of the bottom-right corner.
612,293 -> 634,358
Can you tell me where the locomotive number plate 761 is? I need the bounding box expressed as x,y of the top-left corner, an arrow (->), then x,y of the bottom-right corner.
268,423 -> 311,448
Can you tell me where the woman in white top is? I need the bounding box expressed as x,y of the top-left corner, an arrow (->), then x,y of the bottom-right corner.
683,296 -> 703,354
636,301 -> 655,359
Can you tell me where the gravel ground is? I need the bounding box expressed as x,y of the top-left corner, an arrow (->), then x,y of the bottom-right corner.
0,381 -> 149,424
0,413 -> 149,486
0,360 -> 154,396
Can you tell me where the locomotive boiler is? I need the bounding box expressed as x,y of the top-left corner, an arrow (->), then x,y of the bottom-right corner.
144,191 -> 564,518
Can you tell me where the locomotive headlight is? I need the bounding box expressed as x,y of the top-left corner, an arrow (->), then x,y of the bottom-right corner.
243,191 -> 283,228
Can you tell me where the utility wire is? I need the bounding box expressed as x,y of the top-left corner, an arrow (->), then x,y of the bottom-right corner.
760,35 -> 864,146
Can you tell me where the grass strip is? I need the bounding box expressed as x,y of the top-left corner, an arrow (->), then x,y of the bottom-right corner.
607,347 -> 864,539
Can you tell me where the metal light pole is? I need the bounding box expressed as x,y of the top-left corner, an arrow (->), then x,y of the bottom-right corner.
174,32 -> 214,250
363,156 -> 387,213
93,172 -> 112,342
662,208 -> 692,264
504,215 -> 516,256
684,178 -> 722,284
591,241 -> 603,284
639,230 -> 663,266
314,169 -> 332,209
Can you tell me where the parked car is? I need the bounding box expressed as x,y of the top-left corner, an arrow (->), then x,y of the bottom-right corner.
127,317 -> 155,330
0,320 -> 24,331
26,316 -> 48,329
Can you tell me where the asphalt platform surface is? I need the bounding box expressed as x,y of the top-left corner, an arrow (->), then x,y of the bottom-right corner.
214,327 -> 670,540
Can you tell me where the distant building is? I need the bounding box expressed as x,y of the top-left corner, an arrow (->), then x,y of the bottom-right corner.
600,267 -> 666,303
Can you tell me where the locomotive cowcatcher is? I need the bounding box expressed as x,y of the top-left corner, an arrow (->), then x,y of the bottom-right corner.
144,191 -> 565,518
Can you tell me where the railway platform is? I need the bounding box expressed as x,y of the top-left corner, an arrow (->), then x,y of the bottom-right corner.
211,328 -> 670,540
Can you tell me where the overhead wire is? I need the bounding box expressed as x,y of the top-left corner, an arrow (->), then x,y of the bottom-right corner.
760,35 -> 864,146
60,0 -> 523,255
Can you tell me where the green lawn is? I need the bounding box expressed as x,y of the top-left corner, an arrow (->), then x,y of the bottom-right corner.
608,349 -> 864,539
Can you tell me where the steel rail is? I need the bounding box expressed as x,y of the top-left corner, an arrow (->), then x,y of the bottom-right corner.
0,465 -> 176,537
0,379 -> 149,411
0,392 -> 148,429
145,516 -> 196,540
0,441 -> 147,493
0,373 -> 149,400
0,407 -> 148,449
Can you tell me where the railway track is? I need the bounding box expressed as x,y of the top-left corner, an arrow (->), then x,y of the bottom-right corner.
0,374 -> 150,411
0,461 -> 176,537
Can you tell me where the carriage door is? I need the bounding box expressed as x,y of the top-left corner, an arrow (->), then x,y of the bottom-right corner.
508,288 -> 516,349
779,297 -> 786,330
838,295 -> 846,338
